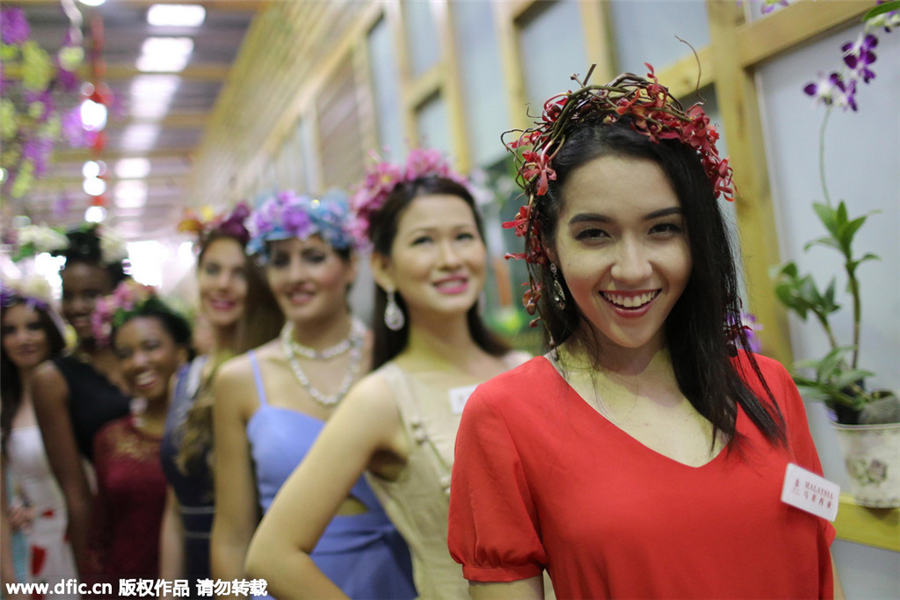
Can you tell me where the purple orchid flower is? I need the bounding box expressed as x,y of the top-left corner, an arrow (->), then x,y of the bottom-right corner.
842,34 -> 878,83
803,72 -> 845,105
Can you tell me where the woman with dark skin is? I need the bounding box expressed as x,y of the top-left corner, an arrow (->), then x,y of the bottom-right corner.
91,282 -> 191,585
29,226 -> 131,578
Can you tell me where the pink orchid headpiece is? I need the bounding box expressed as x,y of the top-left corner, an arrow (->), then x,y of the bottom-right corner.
502,64 -> 734,323
350,148 -> 469,245
91,280 -> 158,347
177,202 -> 252,248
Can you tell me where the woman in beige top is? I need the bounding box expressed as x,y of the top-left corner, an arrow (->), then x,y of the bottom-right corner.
245,150 -> 525,599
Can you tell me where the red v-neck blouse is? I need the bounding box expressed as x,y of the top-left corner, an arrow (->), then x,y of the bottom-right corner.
448,353 -> 834,599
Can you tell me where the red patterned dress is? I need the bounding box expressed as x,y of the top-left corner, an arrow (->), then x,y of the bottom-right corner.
92,416 -> 167,584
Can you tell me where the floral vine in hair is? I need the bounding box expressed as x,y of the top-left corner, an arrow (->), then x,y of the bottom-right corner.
351,148 -> 469,245
501,64 -> 733,324
177,202 -> 252,248
247,189 -> 355,257
90,279 -> 157,347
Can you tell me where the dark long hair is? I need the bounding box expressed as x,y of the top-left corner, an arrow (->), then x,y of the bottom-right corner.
1,299 -> 66,457
369,177 -> 509,369
535,119 -> 785,444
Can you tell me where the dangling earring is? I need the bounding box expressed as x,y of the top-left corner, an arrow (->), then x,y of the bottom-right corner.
550,263 -> 566,310
384,289 -> 405,331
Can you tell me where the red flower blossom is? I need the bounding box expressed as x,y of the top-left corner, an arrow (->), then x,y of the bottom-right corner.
521,150 -> 556,196
502,204 -> 532,237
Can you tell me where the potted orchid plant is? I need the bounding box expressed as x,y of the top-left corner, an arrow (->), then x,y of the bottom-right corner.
772,0 -> 900,507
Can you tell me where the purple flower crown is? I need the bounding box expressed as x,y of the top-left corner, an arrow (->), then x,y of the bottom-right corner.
350,148 -> 470,245
247,189 -> 355,256
177,202 -> 252,248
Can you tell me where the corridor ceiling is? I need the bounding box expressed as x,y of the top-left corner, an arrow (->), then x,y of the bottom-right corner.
11,0 -> 261,241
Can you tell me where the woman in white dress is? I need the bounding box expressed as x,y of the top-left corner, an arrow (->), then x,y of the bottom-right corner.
1,279 -> 78,597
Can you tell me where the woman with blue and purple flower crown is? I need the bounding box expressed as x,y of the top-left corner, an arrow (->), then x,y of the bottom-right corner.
244,150 -> 527,599
210,190 -> 415,599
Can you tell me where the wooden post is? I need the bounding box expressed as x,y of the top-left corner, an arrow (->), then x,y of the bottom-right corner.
706,0 -> 792,364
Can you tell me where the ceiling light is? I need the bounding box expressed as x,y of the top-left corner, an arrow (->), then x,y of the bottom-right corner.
121,124 -> 160,152
83,177 -> 106,196
80,99 -> 108,131
78,0 -> 106,7
115,158 -> 151,179
136,37 -> 194,73
147,4 -> 206,27
129,75 -> 180,119
85,205 -> 107,223
82,160 -> 102,179
130,74 -> 181,97
115,180 -> 148,209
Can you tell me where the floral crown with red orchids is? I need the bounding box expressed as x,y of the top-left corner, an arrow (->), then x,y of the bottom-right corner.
350,148 -> 470,247
503,64 -> 734,322
177,202 -> 252,249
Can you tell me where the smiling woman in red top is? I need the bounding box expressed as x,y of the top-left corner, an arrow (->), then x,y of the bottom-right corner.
448,67 -> 841,599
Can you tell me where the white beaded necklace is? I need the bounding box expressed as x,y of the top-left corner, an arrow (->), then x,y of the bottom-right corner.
280,318 -> 365,407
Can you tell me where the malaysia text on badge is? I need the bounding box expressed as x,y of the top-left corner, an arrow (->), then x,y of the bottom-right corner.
780,462 -> 840,522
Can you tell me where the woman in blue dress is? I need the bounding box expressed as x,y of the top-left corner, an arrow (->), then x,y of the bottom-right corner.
210,190 -> 415,599
158,204 -> 282,592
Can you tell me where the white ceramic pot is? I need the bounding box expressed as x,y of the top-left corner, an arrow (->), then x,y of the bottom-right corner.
831,421 -> 900,508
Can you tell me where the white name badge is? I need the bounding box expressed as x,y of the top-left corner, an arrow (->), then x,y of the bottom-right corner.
781,463 -> 840,522
448,384 -> 479,415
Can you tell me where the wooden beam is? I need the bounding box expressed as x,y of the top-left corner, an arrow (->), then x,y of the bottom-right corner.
404,64 -> 443,110
54,147 -> 194,162
493,1 -> 529,131
106,112 -> 209,129
657,45 -> 715,100
578,0 -> 617,85
386,0 -> 418,150
737,0 -> 869,68
706,0 -> 792,365
435,0 -> 473,173
2,62 -> 228,82
13,0 -> 267,10
233,2 -> 382,197
510,0 -> 540,24
29,174 -> 188,189
103,63 -> 230,82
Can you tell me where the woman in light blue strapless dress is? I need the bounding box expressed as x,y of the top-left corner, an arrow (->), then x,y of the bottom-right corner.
210,190 -> 415,600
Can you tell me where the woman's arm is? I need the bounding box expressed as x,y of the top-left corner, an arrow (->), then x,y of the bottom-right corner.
831,552 -> 845,600
1,458 -> 25,596
470,577 -> 544,600
158,487 -> 185,591
209,360 -> 260,594
29,360 -> 95,578
244,374 -> 404,600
